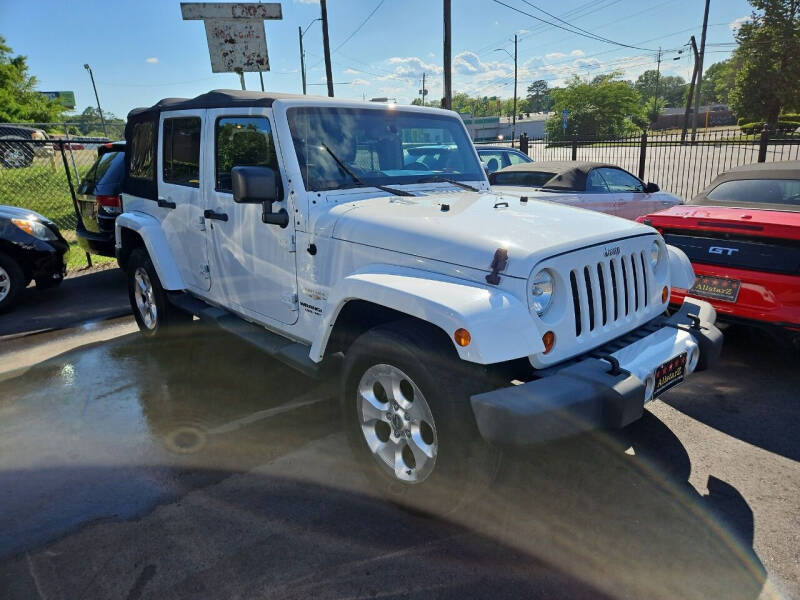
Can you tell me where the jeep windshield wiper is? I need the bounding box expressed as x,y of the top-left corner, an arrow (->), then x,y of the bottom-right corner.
320,143 -> 414,197
416,175 -> 480,192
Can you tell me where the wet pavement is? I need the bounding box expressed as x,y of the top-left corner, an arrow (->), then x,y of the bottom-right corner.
0,319 -> 797,599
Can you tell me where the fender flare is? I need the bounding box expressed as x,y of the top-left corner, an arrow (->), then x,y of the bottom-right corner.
666,244 -> 696,290
311,265 -> 544,364
115,211 -> 185,290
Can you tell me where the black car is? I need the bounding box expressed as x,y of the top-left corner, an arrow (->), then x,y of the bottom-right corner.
0,205 -> 68,312
76,142 -> 125,257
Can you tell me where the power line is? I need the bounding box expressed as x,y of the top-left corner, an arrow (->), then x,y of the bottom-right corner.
490,0 -> 659,52
332,0 -> 386,54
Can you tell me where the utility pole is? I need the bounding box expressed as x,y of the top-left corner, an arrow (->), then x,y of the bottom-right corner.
651,47 -> 662,126
299,26 -> 307,95
259,72 -> 265,92
681,36 -> 700,141
691,0 -> 710,141
512,33 -> 518,144
83,64 -> 108,138
420,72 -> 426,105
443,0 -> 452,109
320,0 -> 334,97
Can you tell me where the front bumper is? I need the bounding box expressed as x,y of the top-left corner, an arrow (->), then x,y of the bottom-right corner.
470,298 -> 723,445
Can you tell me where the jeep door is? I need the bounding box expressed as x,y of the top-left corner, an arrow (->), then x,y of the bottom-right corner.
158,111 -> 211,291
204,110 -> 298,325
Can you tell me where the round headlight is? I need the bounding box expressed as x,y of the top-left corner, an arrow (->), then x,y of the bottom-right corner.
649,240 -> 660,269
530,269 -> 554,316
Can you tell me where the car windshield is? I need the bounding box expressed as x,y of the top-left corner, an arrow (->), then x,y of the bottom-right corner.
287,107 -> 484,192
491,170 -> 556,187
703,178 -> 800,210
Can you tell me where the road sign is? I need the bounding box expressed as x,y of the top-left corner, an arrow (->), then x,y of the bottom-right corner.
562,108 -> 568,131
180,2 -> 282,74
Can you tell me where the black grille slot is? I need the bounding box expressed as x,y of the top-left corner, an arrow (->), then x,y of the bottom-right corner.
597,263 -> 608,326
583,267 -> 595,331
631,253 -> 640,311
570,270 -> 581,336
610,260 -> 619,321
621,257 -> 630,315
639,252 -> 648,306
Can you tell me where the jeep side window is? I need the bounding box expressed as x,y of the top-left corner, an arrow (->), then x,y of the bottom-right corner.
215,117 -> 278,192
129,121 -> 155,180
162,117 -> 201,187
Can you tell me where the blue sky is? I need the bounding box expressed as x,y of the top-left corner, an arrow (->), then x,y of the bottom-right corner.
1,0 -> 754,119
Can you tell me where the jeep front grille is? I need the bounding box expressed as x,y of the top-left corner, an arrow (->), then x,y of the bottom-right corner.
568,251 -> 651,337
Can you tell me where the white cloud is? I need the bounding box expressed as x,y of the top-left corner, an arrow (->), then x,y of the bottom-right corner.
344,68 -> 361,75
378,56 -> 442,84
570,49 -> 585,57
730,16 -> 749,30
351,78 -> 370,86
145,57 -> 159,64
545,52 -> 566,60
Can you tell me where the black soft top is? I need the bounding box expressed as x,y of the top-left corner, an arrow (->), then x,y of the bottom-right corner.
689,160 -> 800,211
492,160 -> 623,191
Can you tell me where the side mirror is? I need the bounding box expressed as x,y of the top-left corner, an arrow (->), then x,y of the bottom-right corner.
645,182 -> 660,193
231,165 -> 289,227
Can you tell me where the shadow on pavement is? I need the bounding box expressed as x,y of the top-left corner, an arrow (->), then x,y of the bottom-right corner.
0,322 -> 768,599
661,324 -> 800,462
0,268 -> 129,338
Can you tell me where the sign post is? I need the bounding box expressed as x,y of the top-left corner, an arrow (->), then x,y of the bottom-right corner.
562,108 -> 568,133
181,3 -> 283,90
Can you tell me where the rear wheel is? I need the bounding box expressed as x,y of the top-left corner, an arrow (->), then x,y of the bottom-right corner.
0,253 -> 25,313
0,141 -> 33,168
341,320 -> 499,515
127,248 -> 190,335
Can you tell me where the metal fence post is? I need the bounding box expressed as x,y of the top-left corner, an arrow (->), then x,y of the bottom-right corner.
519,133 -> 528,156
58,142 -> 91,267
638,130 -> 648,180
571,135 -> 578,160
758,127 -> 769,163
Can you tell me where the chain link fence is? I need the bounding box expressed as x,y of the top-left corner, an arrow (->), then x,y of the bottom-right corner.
0,122 -> 121,234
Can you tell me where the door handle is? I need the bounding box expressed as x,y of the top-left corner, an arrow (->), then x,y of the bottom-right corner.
203,209 -> 228,222
157,197 -> 176,209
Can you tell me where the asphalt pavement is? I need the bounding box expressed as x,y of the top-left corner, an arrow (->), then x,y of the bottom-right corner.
0,316 -> 797,599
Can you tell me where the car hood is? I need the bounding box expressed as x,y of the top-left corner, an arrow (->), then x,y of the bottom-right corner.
0,204 -> 52,224
327,191 -> 652,278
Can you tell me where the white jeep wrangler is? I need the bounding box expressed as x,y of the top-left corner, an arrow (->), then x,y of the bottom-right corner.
116,90 -> 722,508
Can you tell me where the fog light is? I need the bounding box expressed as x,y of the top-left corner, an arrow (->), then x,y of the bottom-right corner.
542,331 -> 555,353
454,328 -> 471,347
644,373 -> 656,402
661,286 -> 669,303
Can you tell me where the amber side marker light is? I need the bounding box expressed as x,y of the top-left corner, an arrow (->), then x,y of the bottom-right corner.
454,328 -> 471,347
662,286 -> 670,303
542,331 -> 555,354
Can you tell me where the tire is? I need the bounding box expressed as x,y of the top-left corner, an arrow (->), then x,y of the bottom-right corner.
341,320 -> 500,515
0,253 -> 25,313
127,248 -> 190,335
0,141 -> 33,168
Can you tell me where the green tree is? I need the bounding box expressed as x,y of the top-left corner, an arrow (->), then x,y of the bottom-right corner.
0,36 -> 66,123
699,59 -> 736,105
728,0 -> 800,127
635,70 -> 687,107
525,79 -> 551,112
546,73 -> 644,139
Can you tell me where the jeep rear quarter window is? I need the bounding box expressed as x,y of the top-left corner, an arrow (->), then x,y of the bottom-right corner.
163,117 -> 201,187
215,117 -> 278,192
129,122 -> 155,180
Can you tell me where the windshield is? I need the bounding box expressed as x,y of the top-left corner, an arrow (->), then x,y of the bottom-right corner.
702,178 -> 800,211
287,107 -> 484,192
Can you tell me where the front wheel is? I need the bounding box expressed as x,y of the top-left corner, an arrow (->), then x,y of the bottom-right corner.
341,320 -> 499,515
127,248 -> 189,335
0,253 -> 25,313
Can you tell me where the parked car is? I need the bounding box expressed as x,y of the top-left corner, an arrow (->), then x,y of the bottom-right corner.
0,125 -> 54,168
476,146 -> 533,173
76,142 -> 125,257
0,205 -> 68,312
489,161 -> 681,220
638,161 -> 800,344
116,90 -> 721,511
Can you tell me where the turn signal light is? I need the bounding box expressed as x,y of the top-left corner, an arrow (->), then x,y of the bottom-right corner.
662,286 -> 669,303
454,328 -> 471,347
542,331 -> 555,354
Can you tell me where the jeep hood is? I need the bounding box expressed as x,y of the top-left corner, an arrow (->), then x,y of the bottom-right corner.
328,192 -> 653,278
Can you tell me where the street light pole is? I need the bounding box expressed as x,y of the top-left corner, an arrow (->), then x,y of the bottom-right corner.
298,18 -> 320,96
495,38 -> 518,145
83,63 -> 108,138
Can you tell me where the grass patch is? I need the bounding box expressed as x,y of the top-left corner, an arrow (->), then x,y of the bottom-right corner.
61,230 -> 116,271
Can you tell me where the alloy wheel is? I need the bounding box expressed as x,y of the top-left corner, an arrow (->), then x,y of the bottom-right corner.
356,363 -> 438,484
133,267 -> 158,329
0,266 -> 10,302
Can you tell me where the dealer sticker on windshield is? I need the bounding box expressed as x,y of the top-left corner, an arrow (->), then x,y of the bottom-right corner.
689,275 -> 741,303
654,353 -> 688,398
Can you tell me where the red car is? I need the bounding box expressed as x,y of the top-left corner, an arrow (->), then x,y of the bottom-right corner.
638,161 -> 800,345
